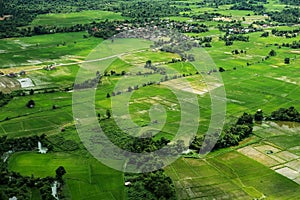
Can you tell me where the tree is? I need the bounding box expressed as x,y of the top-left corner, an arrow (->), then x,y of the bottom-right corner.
55,166 -> 66,180
219,67 -> 225,72
106,109 -> 111,119
254,109 -> 263,121
284,57 -> 290,64
269,50 -> 277,56
236,112 -> 253,125
145,60 -> 152,68
225,40 -> 233,46
261,32 -> 269,37
26,100 -> 35,108
29,89 -> 34,95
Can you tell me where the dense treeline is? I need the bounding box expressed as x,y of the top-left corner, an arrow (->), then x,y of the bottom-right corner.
268,8 -> 300,23
0,135 -> 51,155
279,0 -> 300,5
282,40 -> 300,49
230,2 -> 265,14
272,28 -> 300,38
268,106 -> 300,122
126,170 -> 176,200
190,113 -> 253,152
220,34 -> 249,45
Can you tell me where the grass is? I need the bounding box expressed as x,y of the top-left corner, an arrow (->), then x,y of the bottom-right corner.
0,32 -> 103,68
8,152 -> 125,200
31,10 -> 128,27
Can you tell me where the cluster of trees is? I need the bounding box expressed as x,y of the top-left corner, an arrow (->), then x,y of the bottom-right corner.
214,113 -> 253,150
0,91 -> 13,108
232,49 -> 247,55
73,72 -> 101,90
217,21 -> 244,32
0,171 -> 57,200
279,0 -> 300,5
189,12 -> 229,21
261,31 -> 269,37
220,34 -> 249,46
282,40 -> 300,49
190,113 -> 253,152
192,36 -> 212,47
126,170 -> 176,200
0,135 -> 51,155
268,106 -> 300,122
271,28 -> 300,38
230,2 -> 265,14
268,8 -> 300,24
144,60 -> 167,75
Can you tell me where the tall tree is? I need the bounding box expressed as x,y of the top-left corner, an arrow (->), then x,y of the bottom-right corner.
55,166 -> 66,180
0,0 -> 4,17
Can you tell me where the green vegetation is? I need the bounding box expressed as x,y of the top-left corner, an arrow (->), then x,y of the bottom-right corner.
1,0 -> 300,199
31,11 -> 127,27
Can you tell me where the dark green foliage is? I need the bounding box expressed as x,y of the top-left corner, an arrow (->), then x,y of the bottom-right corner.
0,135 -> 51,155
126,170 -> 176,200
0,91 -> 13,108
284,57 -> 290,64
190,113 -> 253,151
230,2 -> 265,14
56,166 -> 66,180
106,109 -> 111,119
261,32 -> 269,37
279,0 -> 300,5
272,28 -> 300,38
219,67 -> 226,72
236,112 -> 253,125
268,8 -> 300,24
26,99 -> 35,108
254,110 -> 264,121
270,107 -> 300,122
269,50 -> 276,57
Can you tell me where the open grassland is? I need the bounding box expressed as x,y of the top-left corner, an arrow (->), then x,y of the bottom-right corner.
8,152 -> 124,200
31,10 -> 127,27
0,32 -> 103,68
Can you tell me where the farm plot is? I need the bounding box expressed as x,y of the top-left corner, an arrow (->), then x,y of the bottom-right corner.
31,10 -> 127,27
17,78 -> 35,88
166,150 -> 300,199
0,76 -> 20,93
238,141 -> 300,185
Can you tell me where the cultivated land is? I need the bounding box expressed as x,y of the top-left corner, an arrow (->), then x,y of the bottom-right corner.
1,0 -> 300,199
